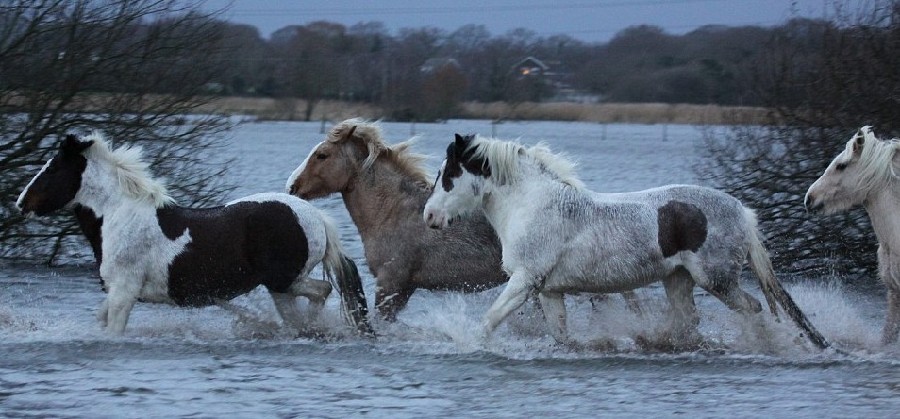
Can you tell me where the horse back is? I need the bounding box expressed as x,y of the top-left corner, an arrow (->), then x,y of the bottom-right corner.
157,200 -> 310,306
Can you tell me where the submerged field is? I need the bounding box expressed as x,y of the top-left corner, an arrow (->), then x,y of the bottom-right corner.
1,120 -> 897,417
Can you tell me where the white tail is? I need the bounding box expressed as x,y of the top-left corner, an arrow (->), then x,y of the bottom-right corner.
743,208 -> 829,349
319,210 -> 374,337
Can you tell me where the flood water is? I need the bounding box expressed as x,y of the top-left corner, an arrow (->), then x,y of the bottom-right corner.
2,120 -> 899,417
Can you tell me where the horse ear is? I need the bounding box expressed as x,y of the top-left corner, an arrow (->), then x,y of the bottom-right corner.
343,125 -> 358,141
853,127 -> 870,155
61,134 -> 92,154
452,134 -> 466,156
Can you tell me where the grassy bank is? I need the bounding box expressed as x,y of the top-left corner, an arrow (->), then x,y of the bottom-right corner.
6,93 -> 771,126
208,97 -> 773,126
459,101 -> 773,125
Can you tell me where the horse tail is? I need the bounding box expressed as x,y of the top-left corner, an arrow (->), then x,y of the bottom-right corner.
320,212 -> 375,338
743,208 -> 829,349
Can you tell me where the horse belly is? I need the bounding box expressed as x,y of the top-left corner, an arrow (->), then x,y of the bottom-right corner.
542,248 -> 667,294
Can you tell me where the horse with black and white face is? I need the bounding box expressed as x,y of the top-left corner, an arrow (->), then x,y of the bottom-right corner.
424,134 -> 830,350
16,133 -> 373,336
806,126 -> 900,345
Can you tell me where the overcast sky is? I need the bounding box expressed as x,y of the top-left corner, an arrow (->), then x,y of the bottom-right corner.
202,0 -> 841,42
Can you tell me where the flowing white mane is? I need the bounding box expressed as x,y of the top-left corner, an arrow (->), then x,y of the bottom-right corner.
467,135 -> 585,189
849,126 -> 900,194
82,132 -> 175,207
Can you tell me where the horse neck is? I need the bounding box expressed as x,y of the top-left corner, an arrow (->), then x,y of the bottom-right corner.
482,162 -> 563,235
864,180 -> 900,249
341,162 -> 428,238
76,160 -> 152,218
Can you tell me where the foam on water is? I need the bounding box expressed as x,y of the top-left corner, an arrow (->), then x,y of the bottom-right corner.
0,257 -> 896,363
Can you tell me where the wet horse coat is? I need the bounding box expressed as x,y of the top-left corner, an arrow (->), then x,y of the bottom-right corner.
424,134 -> 829,349
17,133 -> 372,335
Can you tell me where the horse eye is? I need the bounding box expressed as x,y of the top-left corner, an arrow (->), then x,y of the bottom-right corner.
835,162 -> 848,171
315,153 -> 328,160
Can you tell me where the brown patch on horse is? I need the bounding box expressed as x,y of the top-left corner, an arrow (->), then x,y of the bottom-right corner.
657,200 -> 708,258
156,201 -> 309,306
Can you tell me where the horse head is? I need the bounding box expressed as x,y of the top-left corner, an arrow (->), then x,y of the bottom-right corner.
805,126 -> 898,214
287,119 -> 430,200
286,122 -> 373,199
423,133 -> 491,229
17,134 -> 93,216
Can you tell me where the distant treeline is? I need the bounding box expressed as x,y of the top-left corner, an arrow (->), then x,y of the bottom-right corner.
0,1 -> 873,122
211,18 -> 825,121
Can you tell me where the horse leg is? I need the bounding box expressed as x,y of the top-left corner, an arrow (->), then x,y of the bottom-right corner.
882,289 -> 900,345
538,291 -> 570,344
662,269 -> 699,338
375,283 -> 414,322
289,277 -> 332,320
878,246 -> 900,345
622,291 -> 643,315
96,299 -> 109,328
270,292 -> 304,330
105,288 -> 137,335
482,271 -> 538,339
687,257 -> 761,315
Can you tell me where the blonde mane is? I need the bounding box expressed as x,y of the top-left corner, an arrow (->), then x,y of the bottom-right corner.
327,118 -> 431,184
850,126 -> 900,194
468,135 -> 585,189
82,132 -> 175,207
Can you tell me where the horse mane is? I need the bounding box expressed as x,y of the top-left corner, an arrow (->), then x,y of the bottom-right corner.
82,132 -> 175,207
468,135 -> 585,189
851,126 -> 900,194
327,118 -> 431,184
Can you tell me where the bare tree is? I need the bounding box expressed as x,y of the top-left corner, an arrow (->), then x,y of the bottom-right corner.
0,0 -> 235,264
698,2 -> 900,277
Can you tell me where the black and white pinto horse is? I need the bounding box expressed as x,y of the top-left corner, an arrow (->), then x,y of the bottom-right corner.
16,133 -> 373,336
806,126 -> 900,345
423,134 -> 829,349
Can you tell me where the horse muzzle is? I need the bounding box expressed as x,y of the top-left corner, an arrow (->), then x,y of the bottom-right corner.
804,194 -> 824,214
424,209 -> 451,229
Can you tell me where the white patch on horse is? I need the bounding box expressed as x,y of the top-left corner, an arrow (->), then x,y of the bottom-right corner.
285,143 -> 320,193
15,159 -> 52,211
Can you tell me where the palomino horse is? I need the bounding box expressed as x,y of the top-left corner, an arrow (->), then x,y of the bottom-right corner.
806,126 -> 900,344
424,134 -> 830,349
285,120 -> 640,321
17,133 -> 373,336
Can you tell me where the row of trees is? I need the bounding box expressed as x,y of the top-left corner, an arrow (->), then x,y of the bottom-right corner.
213,18 -> 810,121
1,2 -> 875,123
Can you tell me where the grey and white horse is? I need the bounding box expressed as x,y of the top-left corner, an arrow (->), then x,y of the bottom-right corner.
806,126 -> 900,344
424,133 -> 829,349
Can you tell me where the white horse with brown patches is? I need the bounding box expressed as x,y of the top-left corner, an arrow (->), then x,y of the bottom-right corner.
17,133 -> 373,336
805,126 -> 900,345
424,134 -> 830,349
